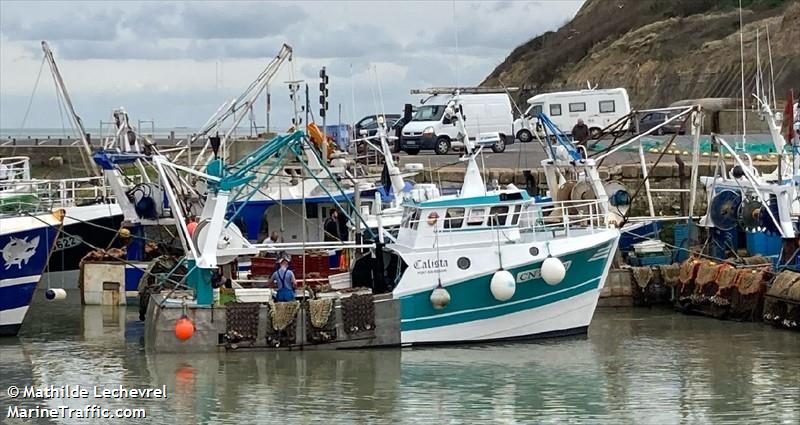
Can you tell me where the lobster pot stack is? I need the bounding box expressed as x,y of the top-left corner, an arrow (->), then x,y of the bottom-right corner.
764,270 -> 800,330
675,257 -> 773,321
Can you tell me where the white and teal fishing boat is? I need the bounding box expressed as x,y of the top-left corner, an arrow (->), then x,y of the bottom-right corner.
384,93 -> 621,345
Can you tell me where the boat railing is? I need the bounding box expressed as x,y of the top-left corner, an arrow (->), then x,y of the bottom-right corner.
1,174 -> 144,207
0,156 -> 32,187
401,198 -> 611,238
517,198 -> 611,238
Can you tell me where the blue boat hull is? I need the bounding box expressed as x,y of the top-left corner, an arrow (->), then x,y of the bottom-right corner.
0,216 -> 60,336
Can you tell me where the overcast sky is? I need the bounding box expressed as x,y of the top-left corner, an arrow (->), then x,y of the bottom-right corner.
0,0 -> 583,134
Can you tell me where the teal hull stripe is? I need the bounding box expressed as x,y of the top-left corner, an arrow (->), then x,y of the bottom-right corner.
402,277 -> 600,324
400,242 -> 612,332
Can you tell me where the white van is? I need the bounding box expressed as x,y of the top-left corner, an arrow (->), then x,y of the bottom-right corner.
401,92 -> 514,155
513,88 -> 631,142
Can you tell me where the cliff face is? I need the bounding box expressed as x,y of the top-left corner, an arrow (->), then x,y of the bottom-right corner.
482,0 -> 800,108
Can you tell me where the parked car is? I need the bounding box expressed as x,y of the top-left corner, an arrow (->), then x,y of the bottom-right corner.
401,93 -> 514,155
637,111 -> 686,135
354,114 -> 401,138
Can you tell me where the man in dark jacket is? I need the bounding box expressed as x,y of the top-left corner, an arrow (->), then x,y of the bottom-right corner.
324,209 -> 341,269
571,118 -> 590,146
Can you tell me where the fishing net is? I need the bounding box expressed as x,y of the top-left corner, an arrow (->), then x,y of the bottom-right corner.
265,301 -> 299,347
696,262 -> 728,288
225,302 -> 260,347
740,256 -> 771,266
632,267 -> 654,289
679,258 -> 701,286
716,267 -> 740,289
767,270 -> 800,301
270,301 -> 300,331
764,271 -> 800,329
341,294 -> 376,334
737,270 -> 767,296
658,264 -> 681,287
309,298 -> 333,328
306,298 -> 337,343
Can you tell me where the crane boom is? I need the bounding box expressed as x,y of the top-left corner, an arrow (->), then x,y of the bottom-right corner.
190,44 -> 293,168
41,40 -> 100,176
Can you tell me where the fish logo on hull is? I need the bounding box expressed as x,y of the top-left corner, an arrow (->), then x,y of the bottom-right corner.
1,236 -> 40,270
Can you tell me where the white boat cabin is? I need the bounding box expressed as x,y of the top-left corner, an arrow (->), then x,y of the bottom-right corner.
394,188 -> 530,249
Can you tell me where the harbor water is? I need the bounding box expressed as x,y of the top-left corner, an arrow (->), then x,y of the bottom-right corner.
1,302 -> 798,424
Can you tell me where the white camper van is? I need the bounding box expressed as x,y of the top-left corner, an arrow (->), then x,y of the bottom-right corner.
513,88 -> 631,142
401,92 -> 514,155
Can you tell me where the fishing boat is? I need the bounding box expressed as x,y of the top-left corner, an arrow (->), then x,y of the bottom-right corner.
698,96 -> 799,263
0,156 -> 124,290
0,209 -> 63,335
382,93 -> 621,344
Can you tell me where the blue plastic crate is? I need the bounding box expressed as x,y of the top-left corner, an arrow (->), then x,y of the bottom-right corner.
745,232 -> 782,257
628,255 -> 671,267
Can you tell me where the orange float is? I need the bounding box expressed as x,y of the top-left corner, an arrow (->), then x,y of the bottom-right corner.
175,315 -> 195,340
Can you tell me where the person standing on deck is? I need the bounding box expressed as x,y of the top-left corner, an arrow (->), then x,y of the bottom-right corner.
323,209 -> 342,269
270,257 -> 296,302
571,118 -> 590,146
260,231 -> 283,271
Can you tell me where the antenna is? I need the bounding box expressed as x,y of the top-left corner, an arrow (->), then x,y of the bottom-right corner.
738,0 -> 747,151
765,24 -> 777,111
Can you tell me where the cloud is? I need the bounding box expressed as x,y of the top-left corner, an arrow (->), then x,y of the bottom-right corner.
121,2 -> 306,40
0,0 -> 585,128
2,7 -> 121,41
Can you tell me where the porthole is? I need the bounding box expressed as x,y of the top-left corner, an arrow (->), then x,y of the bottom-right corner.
529,246 -> 540,257
457,257 -> 471,270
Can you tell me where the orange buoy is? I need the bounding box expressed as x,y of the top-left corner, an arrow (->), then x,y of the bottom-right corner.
175,315 -> 195,340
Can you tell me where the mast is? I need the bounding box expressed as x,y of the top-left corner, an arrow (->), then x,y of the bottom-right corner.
41,41 -> 100,177
737,1 -> 747,151
190,43 -> 293,168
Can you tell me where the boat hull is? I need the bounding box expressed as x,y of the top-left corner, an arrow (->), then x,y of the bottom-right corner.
396,230 -> 618,345
48,204 -> 123,272
0,214 -> 60,336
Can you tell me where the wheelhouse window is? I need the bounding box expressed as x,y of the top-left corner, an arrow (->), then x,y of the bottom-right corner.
549,104 -> 562,116
599,100 -> 616,113
569,102 -> 586,113
511,205 -> 522,225
489,206 -> 510,226
401,207 -> 415,228
466,208 -> 486,226
444,207 -> 465,229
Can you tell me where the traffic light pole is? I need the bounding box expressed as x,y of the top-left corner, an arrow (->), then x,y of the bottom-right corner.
320,67 -> 329,163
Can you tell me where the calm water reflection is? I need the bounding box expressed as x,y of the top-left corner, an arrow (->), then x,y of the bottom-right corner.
1,302 -> 798,424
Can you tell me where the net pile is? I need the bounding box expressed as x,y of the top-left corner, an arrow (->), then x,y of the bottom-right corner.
764,270 -> 800,330
728,269 -> 767,321
675,257 -> 771,321
225,302 -> 260,348
658,264 -> 681,287
631,267 -> 670,307
266,301 -> 299,347
341,294 -> 376,335
306,298 -> 337,343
